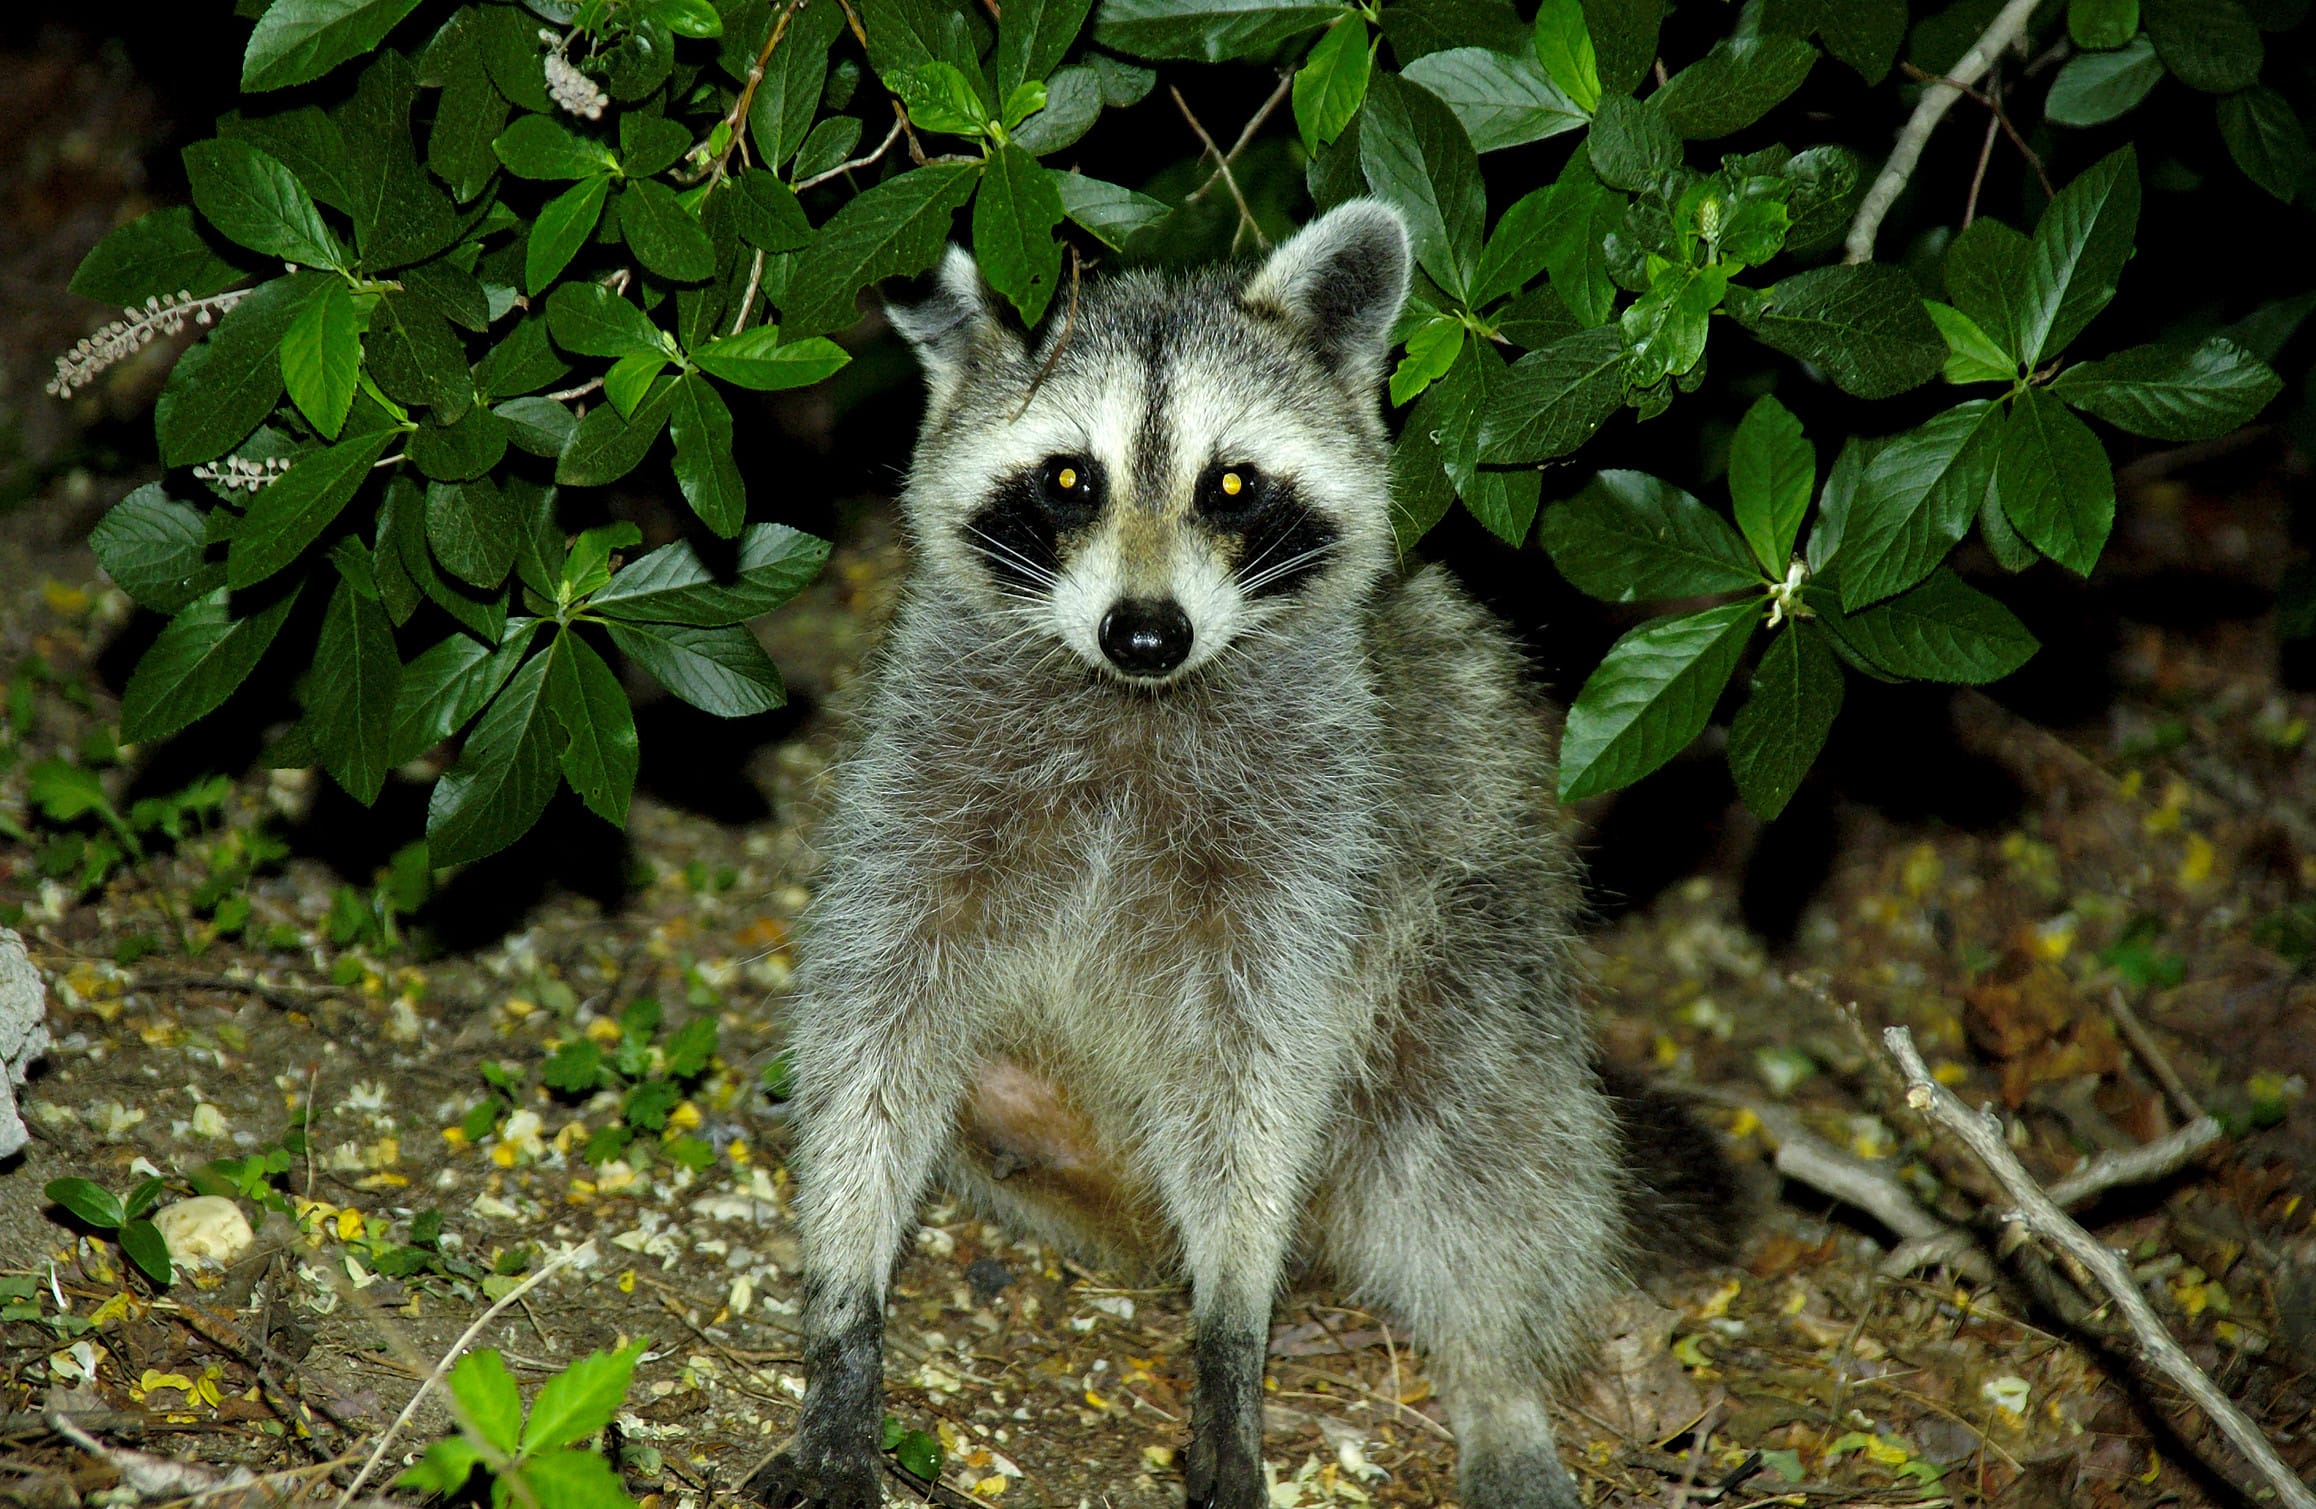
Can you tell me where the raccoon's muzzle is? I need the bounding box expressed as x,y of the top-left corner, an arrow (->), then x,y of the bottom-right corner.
1099,596 -> 1193,675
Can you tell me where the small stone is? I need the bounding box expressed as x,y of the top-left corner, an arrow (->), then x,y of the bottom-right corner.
0,928 -> 51,1158
151,1197 -> 256,1268
966,1257 -> 1015,1305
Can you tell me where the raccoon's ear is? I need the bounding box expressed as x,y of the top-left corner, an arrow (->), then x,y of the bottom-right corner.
1242,199 -> 1411,390
887,246 -> 1021,409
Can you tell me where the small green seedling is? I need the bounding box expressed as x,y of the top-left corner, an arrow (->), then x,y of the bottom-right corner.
44,1176 -> 173,1286
398,1340 -> 650,1509
539,997 -> 719,1169
882,1415 -> 944,1484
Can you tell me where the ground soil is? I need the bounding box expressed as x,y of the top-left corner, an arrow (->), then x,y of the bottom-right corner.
2,22 -> 2314,1509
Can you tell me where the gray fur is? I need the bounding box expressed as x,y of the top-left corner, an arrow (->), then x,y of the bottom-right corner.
763,202 -> 1710,1509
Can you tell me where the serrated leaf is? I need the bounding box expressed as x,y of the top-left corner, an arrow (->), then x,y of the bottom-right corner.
621,115 -> 693,179
747,0 -> 843,169
427,14 -> 507,203
408,406 -> 509,482
1051,170 -> 1169,250
780,163 -> 980,337
120,584 -> 303,743
557,376 -> 676,487
1733,262 -> 1943,400
620,178 -> 718,282
243,0 -> 426,92
975,144 -> 1066,326
1477,323 -> 1627,462
310,563 -> 401,804
1359,73 -> 1484,300
1924,299 -> 2015,385
527,174 -> 613,295
425,647 -> 556,864
426,477 -> 519,588
1729,394 -> 1813,574
71,207 -> 243,306
184,138 -> 346,269
1012,66 -> 1105,154
1942,217 -> 2032,365
2219,86 -> 2315,201
725,170 -> 814,254
1559,600 -> 1757,801
388,619 -> 542,764
336,52 -> 458,270
1841,567 -> 2038,681
547,282 -> 669,360
1584,95 -> 1678,191
1293,17 -> 1372,156
996,0 -> 1095,94
514,1449 -> 636,1509
1389,317 -> 1463,406
545,631 -> 637,827
1092,0 -> 1344,62
2143,0 -> 2261,91
669,372 -> 745,536
862,0 -> 996,110
521,1342 -> 647,1454
1994,386 -> 2114,575
590,523 -> 830,626
604,353 -> 668,418
605,620 -> 785,715
396,1439 -> 485,1497
1388,387 -> 1457,551
91,485 -> 220,614
497,396 -> 580,457
1537,159 -> 1620,327
1837,398 -> 2002,609
227,429 -> 398,589
280,278 -> 365,440
691,326 -> 851,390
1533,0 -> 1601,112
2019,144 -> 2138,362
2070,0 -> 2140,48
1582,0 -> 1664,95
1429,341 -> 1542,543
2044,37 -> 2164,126
2052,335 -> 2282,440
1759,0 -> 1904,82
1727,621 -> 1842,820
45,1177 -> 125,1229
493,113 -> 622,180
1780,145 -> 1863,257
1651,35 -> 1816,139
792,115 -> 865,182
366,290 -> 473,418
1401,46 -> 1585,154
1541,470 -> 1760,601
1621,262 -> 1727,386
447,1349 -> 524,1456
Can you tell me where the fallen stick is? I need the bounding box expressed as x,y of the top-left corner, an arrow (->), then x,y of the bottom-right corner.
1882,1026 -> 2315,1509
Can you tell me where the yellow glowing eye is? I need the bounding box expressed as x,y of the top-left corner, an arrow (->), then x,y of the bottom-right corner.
1057,467 -> 1078,490
1221,471 -> 1244,497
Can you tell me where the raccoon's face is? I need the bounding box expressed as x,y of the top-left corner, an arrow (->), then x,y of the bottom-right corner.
889,201 -> 1412,687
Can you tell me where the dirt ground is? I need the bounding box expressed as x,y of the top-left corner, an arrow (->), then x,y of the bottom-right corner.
3,22 -> 2315,1509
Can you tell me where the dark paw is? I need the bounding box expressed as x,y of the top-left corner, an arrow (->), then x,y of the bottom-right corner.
1460,1448 -> 1584,1509
1183,1448 -> 1265,1509
746,1448 -> 883,1508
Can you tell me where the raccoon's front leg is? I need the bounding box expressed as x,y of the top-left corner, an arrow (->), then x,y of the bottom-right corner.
753,994 -> 967,1509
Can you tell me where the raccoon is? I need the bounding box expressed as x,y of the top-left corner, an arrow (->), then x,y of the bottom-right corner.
752,200 -> 1732,1509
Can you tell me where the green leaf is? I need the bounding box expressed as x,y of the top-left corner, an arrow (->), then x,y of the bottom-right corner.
1540,470 -> 1760,600
1836,398 -> 2002,609
1011,67 -> 1104,154
2219,86 -> 2315,201
1470,186 -> 1554,310
1585,95 -> 1678,191
91,485 -> 220,614
1993,386 -> 2114,575
365,290 -> 473,419
892,63 -> 993,137
892,1428 -> 945,1483
336,51 -> 458,271
792,116 -> 865,182
228,429 -> 399,590
2070,0 -> 2140,47
547,283 -> 669,361
1559,600 -> 1757,801
221,105 -> 354,215
1359,73 -> 1485,300
1842,567 -> 2038,682
591,523 -> 830,625
604,353 -> 668,418
2019,144 -> 2138,362
546,632 -> 638,827
427,14 -> 507,203
310,561 -> 402,804
862,0 -> 996,110
514,1449 -> 636,1509
1006,82 -> 1052,132
1651,36 -> 1816,139
691,326 -> 851,390
1942,217 -> 2032,365
1293,18 -> 1372,156
183,138 -> 346,270
2044,38 -> 2164,127
498,396 -> 580,457
1387,388 -> 1457,551
119,1220 -> 175,1287
388,619 -> 542,764
725,170 -> 815,255
1533,0 -> 1601,112
71,207 -> 243,306
998,0 -> 1095,93
1389,317 -> 1464,406
280,278 -> 365,440
243,0 -> 426,92
45,1177 -> 125,1230
408,406 -> 510,483
1729,394 -> 1813,575
493,114 -> 622,181
779,163 -> 980,337
120,583 -> 303,743
426,477 -> 519,588
1780,145 -> 1864,257
1400,46 -> 1585,154
1727,621 -> 1842,820
748,0 -> 843,169
669,372 -> 746,536
1538,160 -> 1620,326
1428,341 -> 1541,543
479,5 -> 554,113
521,1342 -> 647,1454
1759,0 -> 1904,83
1476,324 -> 1627,462
1621,263 -> 1727,386
975,144 -> 1067,326
396,1440 -> 485,1498
447,1349 -> 524,1456
1092,0 -> 1344,61
1924,300 -> 2016,385
652,0 -> 724,39
1051,170 -> 1170,249
1732,262 -> 1943,400
160,274 -> 313,462
2142,0 -> 2262,92
2052,335 -> 2282,440
527,175 -> 614,295
557,377 -> 677,488
425,647 -> 557,865
605,621 -> 785,716
619,179 -> 719,283
27,760 -> 108,823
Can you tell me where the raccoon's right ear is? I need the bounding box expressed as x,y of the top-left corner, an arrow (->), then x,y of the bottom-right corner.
886,247 -> 1022,410
1242,199 -> 1412,391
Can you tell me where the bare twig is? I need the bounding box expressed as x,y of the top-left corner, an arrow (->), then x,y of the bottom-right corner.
2106,987 -> 2208,1125
794,110 -> 908,192
1898,61 -> 2054,199
1169,85 -> 1268,252
1184,72 -> 1295,207
1845,0 -> 2039,263
1962,84 -> 2001,228
702,0 -> 807,189
731,249 -> 770,336
1010,245 -> 1082,420
1882,1026 -> 2314,1509
544,376 -> 606,404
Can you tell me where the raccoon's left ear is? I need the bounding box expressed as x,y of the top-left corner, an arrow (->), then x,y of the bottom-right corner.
1242,199 -> 1411,391
886,246 -> 1022,409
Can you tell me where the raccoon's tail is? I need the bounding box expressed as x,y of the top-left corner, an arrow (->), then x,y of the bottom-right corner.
1599,1064 -> 1744,1273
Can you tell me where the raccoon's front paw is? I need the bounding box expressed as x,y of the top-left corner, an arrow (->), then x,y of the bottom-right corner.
745,1447 -> 883,1508
1183,1439 -> 1266,1509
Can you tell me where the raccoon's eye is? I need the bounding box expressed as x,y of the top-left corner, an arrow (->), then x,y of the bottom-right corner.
1040,456 -> 1099,523
1197,463 -> 1263,520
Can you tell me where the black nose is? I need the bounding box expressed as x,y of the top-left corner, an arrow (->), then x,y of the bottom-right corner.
1098,598 -> 1193,676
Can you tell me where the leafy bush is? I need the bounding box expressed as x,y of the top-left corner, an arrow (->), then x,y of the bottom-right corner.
51,0 -> 2305,855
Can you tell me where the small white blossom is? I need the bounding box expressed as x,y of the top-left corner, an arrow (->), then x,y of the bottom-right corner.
191,452 -> 292,492
545,49 -> 609,120
47,288 -> 249,399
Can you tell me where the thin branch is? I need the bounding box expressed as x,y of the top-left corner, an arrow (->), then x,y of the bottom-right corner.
1962,81 -> 2001,228
1882,1027 -> 2314,1509
1185,71 -> 1295,207
1899,60 -> 2054,199
1170,85 -> 1268,252
545,376 -> 605,403
1010,244 -> 1082,421
794,111 -> 908,191
731,249 -> 770,336
2106,987 -> 2209,1125
1845,0 -> 2040,263
703,0 -> 807,189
